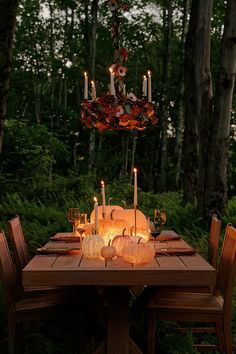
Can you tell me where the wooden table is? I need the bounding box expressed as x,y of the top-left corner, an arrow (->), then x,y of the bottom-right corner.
22,232 -> 216,354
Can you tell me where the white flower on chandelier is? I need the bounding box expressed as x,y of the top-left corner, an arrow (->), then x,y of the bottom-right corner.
127,93 -> 137,102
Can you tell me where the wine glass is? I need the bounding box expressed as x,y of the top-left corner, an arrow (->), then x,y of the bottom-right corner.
149,209 -> 167,240
75,213 -> 88,248
67,208 -> 80,236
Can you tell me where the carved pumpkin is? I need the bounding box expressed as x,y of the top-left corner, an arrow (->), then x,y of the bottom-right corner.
111,209 -> 148,230
96,216 -> 130,245
122,238 -> 155,264
101,240 -> 116,260
112,229 -> 133,256
90,205 -> 124,222
82,232 -> 105,258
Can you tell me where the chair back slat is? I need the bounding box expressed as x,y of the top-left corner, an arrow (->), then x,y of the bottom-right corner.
216,224 -> 236,305
208,214 -> 221,269
8,215 -> 30,273
0,231 -> 21,303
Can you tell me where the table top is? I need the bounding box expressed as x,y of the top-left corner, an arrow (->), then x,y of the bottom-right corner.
22,232 -> 216,289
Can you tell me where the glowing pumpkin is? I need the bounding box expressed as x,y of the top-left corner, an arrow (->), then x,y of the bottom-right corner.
96,216 -> 131,245
82,232 -> 105,258
112,229 -> 133,256
122,238 -> 155,264
90,205 -> 124,222
101,241 -> 116,260
129,226 -> 150,243
111,209 -> 148,230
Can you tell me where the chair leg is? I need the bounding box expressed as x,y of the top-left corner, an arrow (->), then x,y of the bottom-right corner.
8,311 -> 16,354
216,321 -> 225,353
223,316 -> 233,354
147,311 -> 156,354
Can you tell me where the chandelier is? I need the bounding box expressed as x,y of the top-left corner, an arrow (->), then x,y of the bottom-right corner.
81,0 -> 158,132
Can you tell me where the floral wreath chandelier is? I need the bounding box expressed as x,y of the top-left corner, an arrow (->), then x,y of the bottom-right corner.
81,0 -> 158,132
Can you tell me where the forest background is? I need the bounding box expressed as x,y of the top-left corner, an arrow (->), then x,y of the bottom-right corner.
0,0 -> 236,352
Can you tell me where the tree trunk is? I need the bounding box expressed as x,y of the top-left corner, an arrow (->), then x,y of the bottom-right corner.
203,0 -> 236,215
87,0 -> 99,172
174,0 -> 190,188
159,1 -> 173,192
0,0 -> 19,154
183,0 -> 213,203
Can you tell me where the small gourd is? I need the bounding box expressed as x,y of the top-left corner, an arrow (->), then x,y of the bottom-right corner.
122,237 -> 155,264
101,240 -> 116,260
82,230 -> 105,258
112,229 -> 133,257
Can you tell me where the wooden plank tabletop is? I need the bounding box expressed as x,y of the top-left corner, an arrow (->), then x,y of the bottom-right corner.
22,232 -> 216,289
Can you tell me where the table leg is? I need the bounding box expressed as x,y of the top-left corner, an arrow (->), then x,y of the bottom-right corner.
106,286 -> 130,354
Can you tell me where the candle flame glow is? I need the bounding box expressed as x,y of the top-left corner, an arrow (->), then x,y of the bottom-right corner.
109,67 -> 113,73
101,180 -> 104,186
94,197 -> 97,202
134,168 -> 137,173
143,75 -> 147,79
84,72 -> 87,77
148,70 -> 151,76
91,80 -> 94,85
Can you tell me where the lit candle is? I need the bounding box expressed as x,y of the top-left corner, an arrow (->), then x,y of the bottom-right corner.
109,68 -> 116,96
101,180 -> 106,218
84,72 -> 88,99
147,71 -> 152,102
94,197 -> 99,233
142,75 -> 147,97
133,168 -> 138,207
91,80 -> 96,100
123,84 -> 126,96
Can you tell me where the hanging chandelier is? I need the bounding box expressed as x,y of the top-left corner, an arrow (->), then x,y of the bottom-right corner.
81,0 -> 158,132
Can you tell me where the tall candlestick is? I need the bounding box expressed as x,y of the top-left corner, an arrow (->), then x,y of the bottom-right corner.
84,72 -> 88,99
109,68 -> 116,96
94,197 -> 99,233
101,180 -> 106,218
133,168 -> 138,207
91,80 -> 96,100
142,75 -> 147,97
147,70 -> 152,102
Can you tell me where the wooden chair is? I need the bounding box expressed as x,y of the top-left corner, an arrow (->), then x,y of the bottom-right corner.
0,230 -> 76,354
7,215 -> 30,275
146,223 -> 236,354
208,213 -> 221,269
7,215 -> 61,292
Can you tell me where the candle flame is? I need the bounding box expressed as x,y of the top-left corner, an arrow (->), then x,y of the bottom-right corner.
91,80 -> 94,85
109,67 -> 113,73
101,180 -> 104,186
94,197 -> 97,203
143,75 -> 147,79
148,70 -> 151,76
84,72 -> 87,77
134,168 -> 137,173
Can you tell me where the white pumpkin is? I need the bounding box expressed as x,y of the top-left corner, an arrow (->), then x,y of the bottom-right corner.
82,233 -> 105,258
122,238 -> 155,264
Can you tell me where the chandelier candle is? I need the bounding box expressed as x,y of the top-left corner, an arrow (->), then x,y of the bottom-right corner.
91,81 -> 96,100
148,71 -> 152,102
94,197 -> 99,233
142,75 -> 147,97
101,180 -> 106,218
84,72 -> 88,99
109,68 -> 116,95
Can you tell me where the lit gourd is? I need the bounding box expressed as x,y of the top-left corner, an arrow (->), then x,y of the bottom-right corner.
95,212 -> 131,245
90,205 -> 124,223
101,240 -> 116,260
82,231 -> 105,258
122,238 -> 155,264
129,226 -> 150,243
112,229 -> 133,256
111,209 -> 148,230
